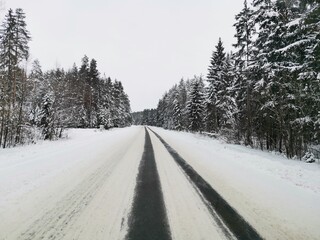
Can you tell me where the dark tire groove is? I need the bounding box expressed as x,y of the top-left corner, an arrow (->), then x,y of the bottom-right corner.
126,128 -> 172,240
149,128 -> 263,240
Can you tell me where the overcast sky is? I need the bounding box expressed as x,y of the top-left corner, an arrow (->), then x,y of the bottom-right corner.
4,0 -> 246,112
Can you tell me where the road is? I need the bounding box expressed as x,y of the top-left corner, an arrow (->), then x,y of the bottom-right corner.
0,126 -> 261,240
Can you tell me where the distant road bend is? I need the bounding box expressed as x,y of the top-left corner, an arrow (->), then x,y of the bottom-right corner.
1,126 -> 262,240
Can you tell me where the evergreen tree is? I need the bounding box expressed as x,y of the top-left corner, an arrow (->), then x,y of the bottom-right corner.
233,0 -> 255,70
89,58 -> 100,127
177,79 -> 188,130
233,0 -> 257,145
65,63 -> 84,127
218,54 -> 236,130
39,93 -> 54,140
173,91 -> 182,131
206,38 -> 231,131
79,55 -> 91,127
157,97 -> 167,128
28,59 -> 43,125
207,38 -> 226,87
204,83 -> 216,132
111,80 -> 122,127
99,77 -> 113,128
0,8 -> 30,148
0,9 -> 16,147
187,77 -> 205,132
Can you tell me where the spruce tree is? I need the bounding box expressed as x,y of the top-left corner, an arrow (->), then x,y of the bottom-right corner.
89,58 -> 100,127
177,79 -> 188,130
233,0 -> 257,145
28,60 -> 43,125
218,54 -> 236,131
187,77 -> 205,132
206,38 -> 228,130
173,91 -> 182,131
233,0 -> 255,70
0,9 -> 16,147
0,8 -> 30,147
204,83 -> 217,132
39,93 -> 54,140
79,55 -> 91,127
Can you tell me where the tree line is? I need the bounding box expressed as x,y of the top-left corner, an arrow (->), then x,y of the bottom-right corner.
134,0 -> 320,159
0,8 -> 131,148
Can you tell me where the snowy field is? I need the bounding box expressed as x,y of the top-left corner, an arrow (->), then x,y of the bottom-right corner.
150,127 -> 320,240
0,126 -> 319,240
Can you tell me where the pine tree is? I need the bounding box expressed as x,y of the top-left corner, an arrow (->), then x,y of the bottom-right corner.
250,0 -> 283,150
13,8 -> 31,104
187,77 -> 205,132
173,90 -> 182,131
39,93 -> 54,140
157,97 -> 167,128
207,38 -> 226,86
204,83 -> 216,132
296,0 -> 320,150
79,55 -> 91,127
28,59 -> 44,125
233,0 -> 255,70
0,9 -> 16,147
110,80 -> 132,127
65,63 -> 84,127
0,8 -> 30,147
206,38 -> 230,131
218,54 -> 236,130
177,79 -> 188,130
232,0 -> 257,145
100,77 -> 113,128
0,9 -> 15,85
89,58 -> 100,127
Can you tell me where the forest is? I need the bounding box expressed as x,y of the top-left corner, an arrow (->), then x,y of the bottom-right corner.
0,8 -> 132,148
133,0 -> 320,160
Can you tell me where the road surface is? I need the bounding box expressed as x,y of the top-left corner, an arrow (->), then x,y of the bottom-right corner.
0,126 -> 262,239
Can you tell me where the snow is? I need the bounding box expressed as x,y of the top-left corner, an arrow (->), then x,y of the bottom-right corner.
286,18 -> 301,28
0,127 -> 144,239
150,127 -> 320,240
293,116 -> 312,124
275,39 -> 311,53
1,126 -> 320,239
150,131 -> 231,240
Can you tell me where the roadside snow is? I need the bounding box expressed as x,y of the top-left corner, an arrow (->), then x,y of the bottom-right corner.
150,127 -> 320,240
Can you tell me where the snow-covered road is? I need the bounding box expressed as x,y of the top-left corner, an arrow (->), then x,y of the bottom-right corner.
1,126 -> 319,239
150,127 -> 320,240
0,127 -> 144,240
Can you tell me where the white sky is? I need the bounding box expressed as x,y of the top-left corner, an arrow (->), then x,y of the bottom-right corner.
4,0 -> 246,112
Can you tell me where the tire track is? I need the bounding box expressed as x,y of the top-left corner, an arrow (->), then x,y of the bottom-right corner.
149,127 -> 232,240
125,128 -> 172,240
149,128 -> 263,240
